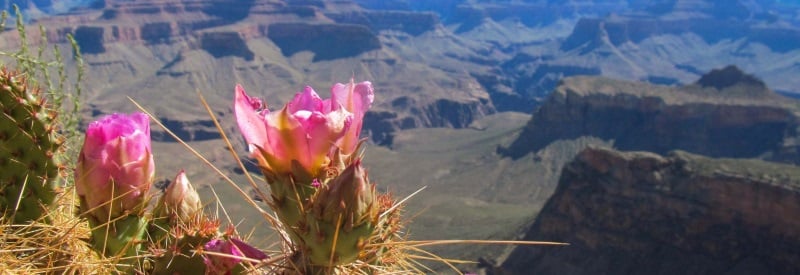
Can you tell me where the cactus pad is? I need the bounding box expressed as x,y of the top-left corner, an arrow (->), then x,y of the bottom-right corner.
0,68 -> 62,223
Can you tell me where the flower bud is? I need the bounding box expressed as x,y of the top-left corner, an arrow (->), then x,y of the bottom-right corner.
156,170 -> 202,224
298,160 -> 379,265
314,159 -> 377,230
76,112 -> 154,220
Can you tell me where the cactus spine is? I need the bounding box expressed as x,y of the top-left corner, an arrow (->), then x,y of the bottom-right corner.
0,67 -> 62,223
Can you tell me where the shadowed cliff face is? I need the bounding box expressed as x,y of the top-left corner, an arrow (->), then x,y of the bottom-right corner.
500,147 -> 800,275
500,68 -> 800,164
697,65 -> 770,91
151,117 -> 221,142
364,97 -> 493,146
200,0 -> 254,23
73,25 -> 105,53
200,31 -> 254,60
267,23 -> 381,61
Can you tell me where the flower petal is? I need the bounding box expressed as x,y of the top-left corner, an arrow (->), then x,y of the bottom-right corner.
331,80 -> 374,115
84,113 -> 150,159
263,106 -> 312,174
230,238 -> 269,261
203,239 -> 240,273
233,84 -> 270,156
288,86 -> 323,113
295,107 -> 353,170
330,81 -> 374,153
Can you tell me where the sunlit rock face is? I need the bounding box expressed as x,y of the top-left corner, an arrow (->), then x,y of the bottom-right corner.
500,147 -> 800,275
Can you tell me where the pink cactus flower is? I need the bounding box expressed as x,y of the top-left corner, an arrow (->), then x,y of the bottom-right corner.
76,113 -> 154,220
203,238 -> 268,274
234,84 -> 358,176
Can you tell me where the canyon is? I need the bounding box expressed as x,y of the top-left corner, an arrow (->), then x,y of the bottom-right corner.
4,0 -> 800,147
1,1 -> 799,273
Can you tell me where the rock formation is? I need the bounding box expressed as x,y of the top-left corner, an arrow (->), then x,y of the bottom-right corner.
468,0 -> 800,106
73,25 -> 105,54
6,0 -> 800,149
151,117 -> 221,142
0,0 -> 503,148
500,67 -> 800,164
499,147 -> 800,275
365,95 -> 493,146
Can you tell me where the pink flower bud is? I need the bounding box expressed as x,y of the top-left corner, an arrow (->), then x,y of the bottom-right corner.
159,170 -> 202,223
76,113 -> 154,219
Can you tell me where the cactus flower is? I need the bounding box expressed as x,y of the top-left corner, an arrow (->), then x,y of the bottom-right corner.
156,170 -> 202,224
234,84 -> 353,176
203,238 -> 268,274
76,112 -> 154,220
234,81 -> 379,267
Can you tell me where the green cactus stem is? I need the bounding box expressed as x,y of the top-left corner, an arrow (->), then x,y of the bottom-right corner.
150,231 -> 214,274
87,214 -> 148,261
0,67 -> 62,223
266,158 -> 381,267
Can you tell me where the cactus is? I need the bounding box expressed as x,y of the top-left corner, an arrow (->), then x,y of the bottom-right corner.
302,159 -> 378,266
0,67 -> 62,223
149,171 -> 267,274
149,210 -> 266,275
149,170 -> 212,274
75,112 -> 154,265
234,81 -> 410,270
149,217 -> 219,274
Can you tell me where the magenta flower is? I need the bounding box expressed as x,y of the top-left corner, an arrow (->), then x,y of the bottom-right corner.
203,238 -> 268,274
234,84 -> 355,176
76,113 -> 154,220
